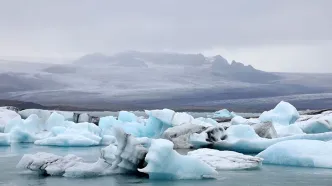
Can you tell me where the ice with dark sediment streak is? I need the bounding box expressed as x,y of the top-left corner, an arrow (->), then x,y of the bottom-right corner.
190,124 -> 332,153
188,148 -> 263,170
16,128 -> 150,177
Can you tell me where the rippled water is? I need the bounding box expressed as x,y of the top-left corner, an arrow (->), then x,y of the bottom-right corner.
1,144 -> 332,186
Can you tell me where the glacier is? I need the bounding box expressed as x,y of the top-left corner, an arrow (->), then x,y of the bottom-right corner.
257,140 -> 332,168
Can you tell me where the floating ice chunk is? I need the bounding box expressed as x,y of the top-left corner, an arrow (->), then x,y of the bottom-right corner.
145,109 -> 175,125
213,109 -> 237,118
191,124 -> 332,153
3,114 -> 46,143
230,116 -> 259,125
17,152 -> 63,173
118,111 -> 137,122
16,152 -> 115,177
138,139 -> 217,180
188,149 -> 262,170
259,101 -> 300,125
257,140 -> 332,168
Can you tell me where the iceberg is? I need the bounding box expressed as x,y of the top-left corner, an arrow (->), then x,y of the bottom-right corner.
190,124 -> 332,153
17,128 -> 150,177
259,101 -> 300,125
0,108 -> 20,132
138,139 -> 217,179
188,148 -> 262,170
213,109 -> 237,118
257,140 -> 332,168
296,115 -> 332,134
99,109 -> 196,138
16,152 -> 116,177
230,116 -> 259,125
105,127 -> 149,172
35,122 -> 102,147
19,109 -> 74,123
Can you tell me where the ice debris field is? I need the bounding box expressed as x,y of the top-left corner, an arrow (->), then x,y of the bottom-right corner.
2,101 -> 332,180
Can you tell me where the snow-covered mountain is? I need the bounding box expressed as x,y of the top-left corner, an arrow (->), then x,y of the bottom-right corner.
1,51 -> 332,111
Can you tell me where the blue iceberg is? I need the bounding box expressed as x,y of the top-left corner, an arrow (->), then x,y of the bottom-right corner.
257,140 -> 332,168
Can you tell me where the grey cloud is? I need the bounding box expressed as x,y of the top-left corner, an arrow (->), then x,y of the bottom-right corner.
0,0 -> 331,60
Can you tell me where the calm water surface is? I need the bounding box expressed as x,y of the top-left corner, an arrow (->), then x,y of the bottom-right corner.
1,144 -> 332,186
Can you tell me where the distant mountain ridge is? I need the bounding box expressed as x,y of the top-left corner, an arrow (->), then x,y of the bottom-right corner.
1,51 -> 332,111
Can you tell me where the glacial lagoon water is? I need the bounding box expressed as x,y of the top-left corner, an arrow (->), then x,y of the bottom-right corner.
1,144 -> 332,186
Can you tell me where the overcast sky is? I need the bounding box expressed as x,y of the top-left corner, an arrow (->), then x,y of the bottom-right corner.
0,0 -> 331,72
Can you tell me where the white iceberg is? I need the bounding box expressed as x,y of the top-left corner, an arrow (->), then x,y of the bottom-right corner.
35,122 -> 102,147
213,109 -> 237,118
188,148 -> 262,170
19,109 -> 74,123
0,108 -> 20,132
138,139 -> 217,179
230,116 -> 259,125
17,128 -> 150,177
16,152 -> 117,177
17,152 -> 83,175
295,114 -> 332,134
257,140 -> 332,168
191,124 -> 332,153
259,101 -> 300,125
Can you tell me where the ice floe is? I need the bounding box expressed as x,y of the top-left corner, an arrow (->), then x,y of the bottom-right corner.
257,140 -> 332,168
